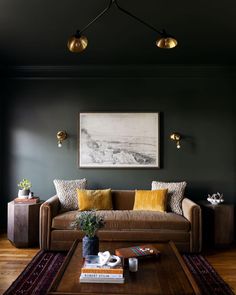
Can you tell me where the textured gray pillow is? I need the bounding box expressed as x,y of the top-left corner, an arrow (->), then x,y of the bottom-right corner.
151,181 -> 187,215
53,179 -> 87,211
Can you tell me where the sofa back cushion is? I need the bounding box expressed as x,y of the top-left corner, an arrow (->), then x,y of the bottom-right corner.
151,181 -> 187,215
53,178 -> 87,211
111,190 -> 135,210
133,189 -> 168,212
77,189 -> 113,211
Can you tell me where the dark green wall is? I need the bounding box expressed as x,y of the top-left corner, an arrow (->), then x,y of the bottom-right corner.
1,66 -> 236,230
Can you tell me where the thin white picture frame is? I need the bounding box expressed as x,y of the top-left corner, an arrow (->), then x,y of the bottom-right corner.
78,112 -> 160,168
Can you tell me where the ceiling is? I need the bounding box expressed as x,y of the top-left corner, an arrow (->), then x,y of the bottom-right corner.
0,0 -> 236,66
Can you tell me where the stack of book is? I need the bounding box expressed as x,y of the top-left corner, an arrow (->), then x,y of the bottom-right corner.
14,197 -> 40,204
80,255 -> 124,284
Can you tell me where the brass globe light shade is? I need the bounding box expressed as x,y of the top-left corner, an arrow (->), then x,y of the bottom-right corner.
67,0 -> 178,53
67,34 -> 88,53
156,36 -> 178,49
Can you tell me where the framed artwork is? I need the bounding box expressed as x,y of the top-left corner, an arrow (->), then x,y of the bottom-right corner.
79,112 -> 160,168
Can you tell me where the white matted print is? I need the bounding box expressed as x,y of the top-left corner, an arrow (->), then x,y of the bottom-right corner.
79,113 -> 160,168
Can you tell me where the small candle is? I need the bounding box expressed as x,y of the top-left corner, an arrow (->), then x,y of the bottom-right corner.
128,258 -> 138,272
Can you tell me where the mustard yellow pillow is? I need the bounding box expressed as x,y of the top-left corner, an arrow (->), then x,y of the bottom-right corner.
133,189 -> 168,212
77,189 -> 113,211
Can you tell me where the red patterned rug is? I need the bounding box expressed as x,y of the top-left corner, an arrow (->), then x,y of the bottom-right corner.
3,251 -> 234,295
3,251 -> 67,295
183,254 -> 234,295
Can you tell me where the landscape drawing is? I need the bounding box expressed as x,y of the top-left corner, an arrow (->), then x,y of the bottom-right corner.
79,113 -> 159,168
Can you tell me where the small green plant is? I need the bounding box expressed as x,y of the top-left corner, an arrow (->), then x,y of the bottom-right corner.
17,178 -> 32,190
71,210 -> 105,238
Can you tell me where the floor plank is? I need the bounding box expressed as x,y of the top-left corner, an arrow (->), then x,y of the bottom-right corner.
0,234 -> 235,294
204,246 -> 236,294
0,234 -> 39,295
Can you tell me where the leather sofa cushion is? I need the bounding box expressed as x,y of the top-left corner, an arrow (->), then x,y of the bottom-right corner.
112,190 -> 135,210
52,210 -> 190,232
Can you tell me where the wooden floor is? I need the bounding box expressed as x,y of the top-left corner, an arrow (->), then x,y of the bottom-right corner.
203,246 -> 236,294
0,235 -> 39,295
0,234 -> 235,294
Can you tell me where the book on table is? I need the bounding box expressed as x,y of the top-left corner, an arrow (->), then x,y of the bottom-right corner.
115,244 -> 161,259
14,197 -> 40,204
80,255 -> 124,284
79,277 -> 125,284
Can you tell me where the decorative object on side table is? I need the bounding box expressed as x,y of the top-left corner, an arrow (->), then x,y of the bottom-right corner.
17,178 -> 32,199
207,192 -> 224,205
71,210 -> 105,257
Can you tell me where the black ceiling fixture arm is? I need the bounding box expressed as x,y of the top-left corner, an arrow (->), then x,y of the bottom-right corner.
68,0 -> 177,52
113,0 -> 163,35
78,0 -> 163,36
79,0 -> 113,34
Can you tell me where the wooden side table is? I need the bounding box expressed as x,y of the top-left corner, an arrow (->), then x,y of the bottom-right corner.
7,201 -> 43,248
198,201 -> 234,248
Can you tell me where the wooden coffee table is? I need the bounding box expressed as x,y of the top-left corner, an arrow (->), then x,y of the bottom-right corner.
47,240 -> 201,295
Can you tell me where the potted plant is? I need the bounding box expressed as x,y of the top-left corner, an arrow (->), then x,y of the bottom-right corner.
71,210 -> 105,257
17,178 -> 32,199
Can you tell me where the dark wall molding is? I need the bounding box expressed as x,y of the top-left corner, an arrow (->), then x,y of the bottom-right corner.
1,65 -> 236,79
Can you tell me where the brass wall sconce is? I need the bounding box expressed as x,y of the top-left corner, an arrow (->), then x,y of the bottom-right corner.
170,133 -> 181,149
67,0 -> 177,53
57,131 -> 67,148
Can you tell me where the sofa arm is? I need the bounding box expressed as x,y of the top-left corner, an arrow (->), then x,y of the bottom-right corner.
40,195 -> 60,250
182,198 -> 202,253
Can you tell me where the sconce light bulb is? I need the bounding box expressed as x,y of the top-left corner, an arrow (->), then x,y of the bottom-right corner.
177,142 -> 181,149
57,131 -> 67,147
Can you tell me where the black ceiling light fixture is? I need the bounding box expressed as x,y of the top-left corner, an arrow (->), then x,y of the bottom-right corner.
67,0 -> 177,53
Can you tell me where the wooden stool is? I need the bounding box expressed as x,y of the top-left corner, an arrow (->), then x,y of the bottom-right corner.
7,201 -> 43,248
198,201 -> 234,248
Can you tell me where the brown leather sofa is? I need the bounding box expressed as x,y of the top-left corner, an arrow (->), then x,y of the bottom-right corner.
40,190 -> 202,253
